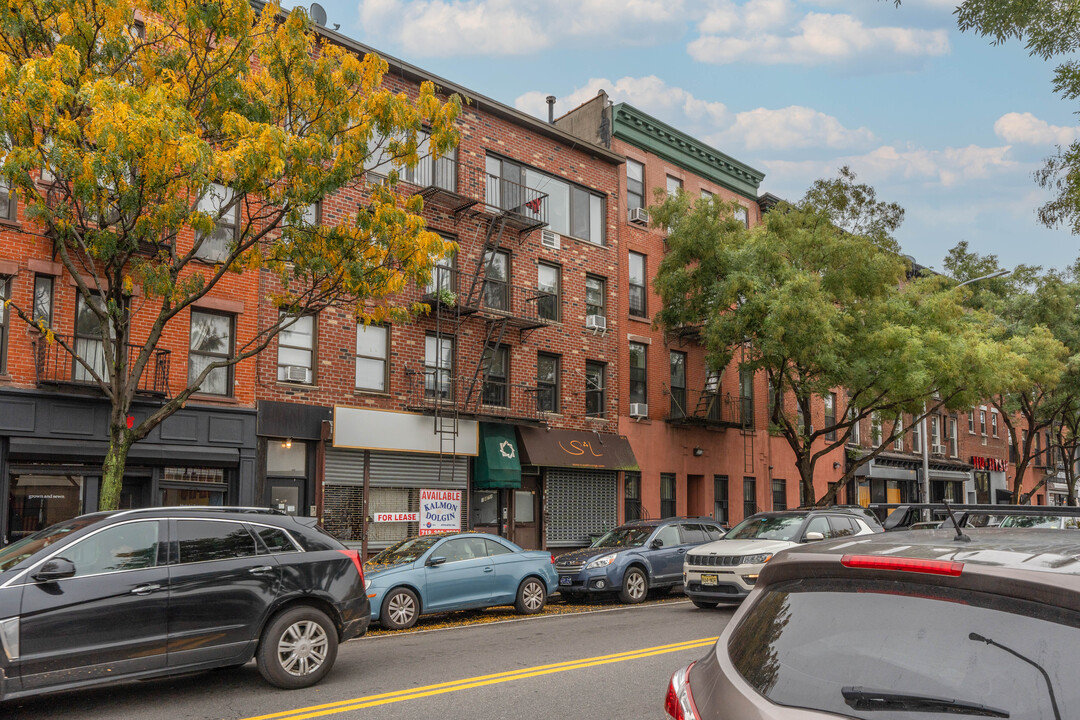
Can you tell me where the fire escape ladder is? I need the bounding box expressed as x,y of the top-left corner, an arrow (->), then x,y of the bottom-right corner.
464,317 -> 509,409
465,214 -> 508,309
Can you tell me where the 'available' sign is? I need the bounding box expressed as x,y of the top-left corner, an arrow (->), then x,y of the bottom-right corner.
419,489 -> 462,535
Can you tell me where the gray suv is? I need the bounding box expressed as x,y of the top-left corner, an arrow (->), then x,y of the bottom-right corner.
665,528 -> 1080,719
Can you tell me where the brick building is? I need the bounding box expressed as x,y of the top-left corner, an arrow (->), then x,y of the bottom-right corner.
253,30 -> 631,556
0,177 -> 259,545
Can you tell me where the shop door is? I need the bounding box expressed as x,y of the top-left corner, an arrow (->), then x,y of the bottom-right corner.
268,478 -> 306,516
511,475 -> 540,549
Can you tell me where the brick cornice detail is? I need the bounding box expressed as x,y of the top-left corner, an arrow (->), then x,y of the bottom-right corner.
0,259 -> 19,276
192,295 -> 246,315
27,259 -> 63,276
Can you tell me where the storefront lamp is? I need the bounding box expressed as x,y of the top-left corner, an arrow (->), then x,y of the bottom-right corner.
282,438 -> 293,449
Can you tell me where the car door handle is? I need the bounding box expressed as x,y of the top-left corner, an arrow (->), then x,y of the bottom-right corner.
677,549 -> 687,554
131,583 -> 161,595
249,566 -> 275,575
483,567 -> 493,573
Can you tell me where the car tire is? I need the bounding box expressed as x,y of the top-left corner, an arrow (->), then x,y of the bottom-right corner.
691,599 -> 719,609
515,577 -> 547,615
619,567 -> 648,604
256,606 -> 339,690
382,587 -> 420,630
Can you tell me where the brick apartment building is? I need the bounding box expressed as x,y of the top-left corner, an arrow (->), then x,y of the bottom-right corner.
0,186 -> 259,545
253,29 -> 632,556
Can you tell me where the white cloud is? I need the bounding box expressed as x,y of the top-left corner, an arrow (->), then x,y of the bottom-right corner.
714,106 -> 877,151
689,8 -> 950,66
357,0 -> 687,57
994,112 -> 1080,147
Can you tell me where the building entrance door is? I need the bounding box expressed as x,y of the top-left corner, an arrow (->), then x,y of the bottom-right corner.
510,475 -> 541,549
268,478 -> 306,516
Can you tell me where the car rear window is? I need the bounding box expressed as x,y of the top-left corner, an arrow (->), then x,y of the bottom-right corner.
728,578 -> 1080,719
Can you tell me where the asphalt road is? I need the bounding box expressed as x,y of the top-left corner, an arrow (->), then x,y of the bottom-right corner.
4,598 -> 737,720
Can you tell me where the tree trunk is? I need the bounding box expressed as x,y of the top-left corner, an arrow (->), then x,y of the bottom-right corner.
100,425 -> 132,511
798,454 -> 816,507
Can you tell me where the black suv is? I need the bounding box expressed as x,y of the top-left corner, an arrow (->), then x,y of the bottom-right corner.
0,507 -> 369,702
666,528 -> 1080,719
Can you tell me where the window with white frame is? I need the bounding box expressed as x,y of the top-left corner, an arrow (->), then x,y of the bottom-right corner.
666,175 -> 682,196
950,416 -> 959,457
486,155 -> 605,244
425,334 -> 454,400
893,420 -> 904,451
627,159 -> 644,212
189,310 -> 234,396
0,181 -> 16,222
912,417 -> 922,453
991,411 -> 998,437
277,314 -> 315,384
734,205 -> 749,228
355,324 -> 389,392
195,183 -> 238,262
585,275 -> 605,318
628,252 -> 647,318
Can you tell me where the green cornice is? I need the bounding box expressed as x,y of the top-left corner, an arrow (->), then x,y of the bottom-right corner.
611,103 -> 764,199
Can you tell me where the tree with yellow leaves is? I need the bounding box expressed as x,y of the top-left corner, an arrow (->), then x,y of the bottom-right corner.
0,0 -> 460,509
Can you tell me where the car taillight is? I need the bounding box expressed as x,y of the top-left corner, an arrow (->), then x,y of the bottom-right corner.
550,553 -> 556,564
841,554 -> 963,577
338,549 -> 365,585
664,662 -> 700,720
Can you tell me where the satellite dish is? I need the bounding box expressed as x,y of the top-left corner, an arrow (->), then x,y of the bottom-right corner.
309,3 -> 327,26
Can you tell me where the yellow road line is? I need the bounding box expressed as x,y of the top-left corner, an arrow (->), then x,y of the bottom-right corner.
242,636 -> 719,720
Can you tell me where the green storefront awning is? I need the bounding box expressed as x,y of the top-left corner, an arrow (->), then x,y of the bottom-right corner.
474,423 -> 522,489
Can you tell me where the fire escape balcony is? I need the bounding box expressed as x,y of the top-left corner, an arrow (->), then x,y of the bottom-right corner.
665,387 -> 749,429
403,369 -> 545,423
422,266 -> 559,334
32,334 -> 171,396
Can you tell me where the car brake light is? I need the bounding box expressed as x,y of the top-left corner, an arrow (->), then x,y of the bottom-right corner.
841,554 -> 963,577
338,549 -> 365,585
550,553 -> 556,564
664,662 -> 699,719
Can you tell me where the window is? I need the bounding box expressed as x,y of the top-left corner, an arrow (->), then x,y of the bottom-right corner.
700,189 -> 713,203
189,310 -> 233,396
277,314 -> 314,384
625,471 -> 641,521
628,252 -> 647,317
482,249 -> 509,311
487,155 -> 604,244
739,366 -> 754,429
482,344 -> 509,407
0,276 -> 8,374
969,409 -> 976,433
33,275 -> 52,326
256,527 -> 298,554
912,418 -> 922,454
585,275 -> 605,318
772,479 -> 787,511
355,324 -> 389,392
626,159 -> 645,211
980,409 -> 987,435
824,392 -> 837,441
679,523 -> 708,545
585,361 -> 605,417
194,183 -> 238,262
950,416 -> 959,457
486,539 -> 513,557
893,421 -> 904,452
0,181 -> 15,222
159,468 -> 227,507
537,262 -> 560,321
734,205 -> 749,228
931,414 -> 941,448
64,521 -> 160,576
666,175 -> 682,197
714,475 -> 729,524
425,247 -> 454,296
537,352 -> 560,413
743,477 -> 757,519
177,520 -> 256,564
991,411 -> 998,437
849,407 -> 861,445
75,294 -> 110,383
439,537 -> 488,563
669,351 -> 686,418
870,412 -> 882,445
629,342 -> 647,407
425,334 -> 454,400
660,473 -> 677,518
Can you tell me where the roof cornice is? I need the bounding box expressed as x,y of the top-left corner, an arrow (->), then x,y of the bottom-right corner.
611,103 -> 764,199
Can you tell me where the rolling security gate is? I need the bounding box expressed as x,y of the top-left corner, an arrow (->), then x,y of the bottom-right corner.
545,469 -> 617,547
323,448 -> 468,547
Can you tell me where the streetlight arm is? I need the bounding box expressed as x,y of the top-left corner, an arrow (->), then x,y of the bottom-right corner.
955,270 -> 1010,288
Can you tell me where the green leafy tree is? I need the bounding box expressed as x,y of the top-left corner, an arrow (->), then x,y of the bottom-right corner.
0,0 -> 460,509
653,168 -> 1019,505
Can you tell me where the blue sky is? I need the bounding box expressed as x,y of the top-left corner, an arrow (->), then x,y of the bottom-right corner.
305,0 -> 1078,273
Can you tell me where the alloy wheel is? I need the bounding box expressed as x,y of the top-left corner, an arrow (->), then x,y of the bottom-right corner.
277,620 -> 329,677
388,591 -> 417,626
627,572 -> 645,600
522,581 -> 545,611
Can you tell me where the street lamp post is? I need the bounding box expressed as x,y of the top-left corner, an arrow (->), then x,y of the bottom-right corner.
920,268 -> 1011,514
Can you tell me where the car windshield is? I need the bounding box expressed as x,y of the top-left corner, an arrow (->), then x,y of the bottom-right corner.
999,515 -> 1065,529
365,536 -> 444,568
0,517 -> 98,572
591,526 -> 653,548
728,578 -> 1079,720
725,515 -> 805,542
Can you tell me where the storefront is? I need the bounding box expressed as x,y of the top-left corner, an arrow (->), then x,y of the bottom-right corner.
929,467 -> 970,503
325,406 -> 477,557
852,455 -> 919,515
970,456 -> 1009,504
0,389 -> 256,545
514,427 -> 638,550
256,400 -> 331,517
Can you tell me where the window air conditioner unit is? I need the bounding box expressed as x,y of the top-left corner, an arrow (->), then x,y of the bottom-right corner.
585,314 -> 607,332
629,403 -> 649,418
931,444 -> 947,456
628,207 -> 649,225
541,229 -> 561,249
284,365 -> 312,383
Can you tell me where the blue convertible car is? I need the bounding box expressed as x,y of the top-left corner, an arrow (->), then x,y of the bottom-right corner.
364,532 -> 558,630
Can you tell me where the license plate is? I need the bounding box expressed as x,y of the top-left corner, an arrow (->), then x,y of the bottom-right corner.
701,574 -> 719,586
559,576 -> 573,586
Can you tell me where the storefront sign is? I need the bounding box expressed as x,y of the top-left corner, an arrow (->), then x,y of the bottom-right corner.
373,512 -> 419,522
419,489 -> 461,535
516,427 -> 639,470
333,406 -> 479,456
971,456 -> 1008,472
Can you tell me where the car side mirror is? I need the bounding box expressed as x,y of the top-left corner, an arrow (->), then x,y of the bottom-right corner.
804,531 -> 825,542
33,557 -> 76,582
650,539 -> 664,549
426,556 -> 447,567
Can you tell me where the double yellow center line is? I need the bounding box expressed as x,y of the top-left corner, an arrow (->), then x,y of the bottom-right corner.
242,636 -> 718,720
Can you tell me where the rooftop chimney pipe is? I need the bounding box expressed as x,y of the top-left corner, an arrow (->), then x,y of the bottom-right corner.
546,96 -> 556,124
